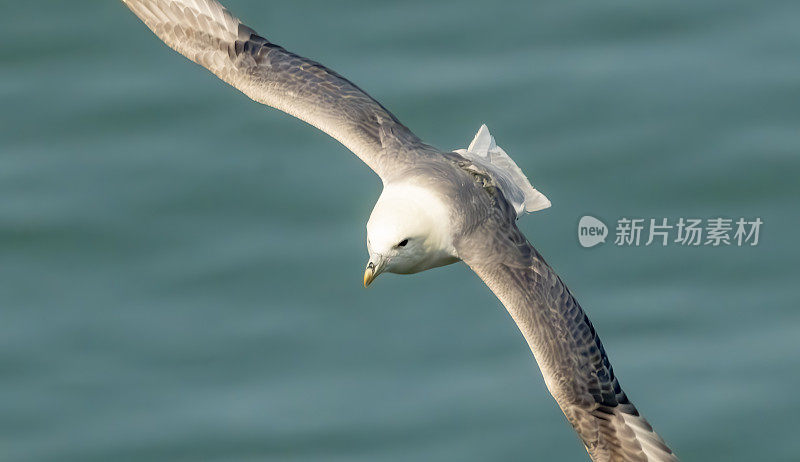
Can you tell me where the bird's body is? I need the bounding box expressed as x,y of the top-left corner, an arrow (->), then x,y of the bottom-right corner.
121,1 -> 678,460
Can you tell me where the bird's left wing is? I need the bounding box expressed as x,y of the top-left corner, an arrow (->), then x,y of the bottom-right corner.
121,0 -> 425,179
457,219 -> 678,462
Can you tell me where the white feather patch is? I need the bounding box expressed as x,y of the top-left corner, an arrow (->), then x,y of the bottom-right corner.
455,125 -> 551,216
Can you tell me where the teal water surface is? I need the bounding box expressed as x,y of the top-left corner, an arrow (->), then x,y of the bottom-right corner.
2,1 -> 799,461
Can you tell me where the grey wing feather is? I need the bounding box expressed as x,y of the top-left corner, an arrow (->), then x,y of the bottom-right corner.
458,216 -> 678,462
122,0 -> 424,179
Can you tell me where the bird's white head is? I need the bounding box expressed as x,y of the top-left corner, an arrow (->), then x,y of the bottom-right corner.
363,184 -> 459,287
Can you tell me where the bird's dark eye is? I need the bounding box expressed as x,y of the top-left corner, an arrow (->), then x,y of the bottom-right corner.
398,239 -> 409,247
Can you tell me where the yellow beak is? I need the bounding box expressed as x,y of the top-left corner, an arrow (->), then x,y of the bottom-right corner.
363,265 -> 376,288
363,258 -> 384,288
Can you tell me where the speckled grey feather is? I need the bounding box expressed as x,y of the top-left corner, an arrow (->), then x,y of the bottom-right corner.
122,0 -> 430,179
121,1 -> 678,460
454,193 -> 679,462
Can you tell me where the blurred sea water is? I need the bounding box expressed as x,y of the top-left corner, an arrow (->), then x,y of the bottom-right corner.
2,1 -> 799,461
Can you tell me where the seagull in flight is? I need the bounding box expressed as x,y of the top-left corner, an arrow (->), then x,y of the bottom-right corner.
121,1 -> 678,460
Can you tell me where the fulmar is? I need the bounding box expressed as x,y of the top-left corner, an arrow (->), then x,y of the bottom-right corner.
120,1 -> 678,460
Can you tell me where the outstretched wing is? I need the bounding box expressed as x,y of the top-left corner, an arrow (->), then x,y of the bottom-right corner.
458,219 -> 678,461
122,0 -> 425,179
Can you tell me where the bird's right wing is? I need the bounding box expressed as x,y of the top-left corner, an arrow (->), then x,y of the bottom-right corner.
122,0 -> 426,179
458,220 -> 678,462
